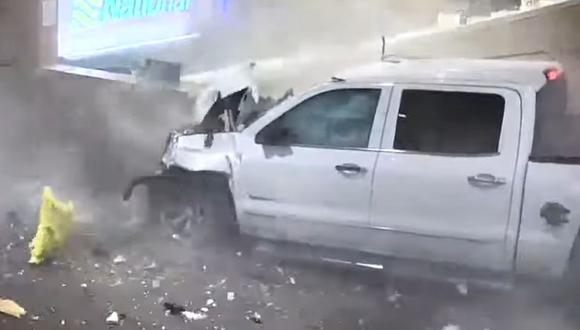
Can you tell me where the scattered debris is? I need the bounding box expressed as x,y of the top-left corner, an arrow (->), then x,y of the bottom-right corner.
208,278 -> 227,289
226,292 -> 235,301
355,262 -> 384,270
163,302 -> 186,315
113,255 -> 127,264
182,310 -> 208,321
152,280 -> 161,289
0,298 -> 27,318
110,279 -> 123,287
144,261 -> 157,270
456,283 -> 468,296
246,311 -> 263,324
106,311 -> 123,326
387,291 -> 403,304
164,302 -> 208,322
275,266 -> 284,275
441,324 -> 460,330
29,187 -> 75,265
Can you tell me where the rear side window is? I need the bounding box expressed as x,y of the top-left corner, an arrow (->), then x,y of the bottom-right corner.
531,76 -> 580,160
393,90 -> 505,155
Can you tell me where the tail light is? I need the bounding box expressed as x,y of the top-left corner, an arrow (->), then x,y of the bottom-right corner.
544,68 -> 564,81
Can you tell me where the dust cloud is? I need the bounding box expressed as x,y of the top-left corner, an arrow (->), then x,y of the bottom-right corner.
0,1 -> 578,330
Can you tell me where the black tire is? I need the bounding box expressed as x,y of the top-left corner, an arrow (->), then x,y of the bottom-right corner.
140,173 -> 239,240
199,174 -> 239,237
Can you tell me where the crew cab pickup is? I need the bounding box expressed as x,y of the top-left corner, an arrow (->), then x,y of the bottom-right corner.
126,59 -> 580,282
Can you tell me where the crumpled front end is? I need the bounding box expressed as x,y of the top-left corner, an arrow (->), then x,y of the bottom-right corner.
161,131 -> 238,175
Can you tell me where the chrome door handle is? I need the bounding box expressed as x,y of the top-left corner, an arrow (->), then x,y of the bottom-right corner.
335,163 -> 366,175
468,173 -> 506,187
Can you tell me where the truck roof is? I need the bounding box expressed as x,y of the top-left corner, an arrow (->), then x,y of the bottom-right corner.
339,58 -> 562,91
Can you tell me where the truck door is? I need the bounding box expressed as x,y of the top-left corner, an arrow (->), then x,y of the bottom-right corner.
235,86 -> 390,247
370,85 -> 521,271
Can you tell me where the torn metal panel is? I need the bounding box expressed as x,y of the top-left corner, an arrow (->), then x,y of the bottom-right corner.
162,132 -> 238,174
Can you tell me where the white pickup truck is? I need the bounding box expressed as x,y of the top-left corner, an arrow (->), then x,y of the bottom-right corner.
125,59 -> 580,283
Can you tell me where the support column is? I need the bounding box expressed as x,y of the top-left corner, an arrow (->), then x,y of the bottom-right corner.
1,0 -> 58,71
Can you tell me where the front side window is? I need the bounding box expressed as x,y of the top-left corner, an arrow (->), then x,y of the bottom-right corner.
256,89 -> 380,148
393,90 -> 505,155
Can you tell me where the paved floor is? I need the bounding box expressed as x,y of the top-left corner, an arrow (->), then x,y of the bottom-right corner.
1,207 -> 580,330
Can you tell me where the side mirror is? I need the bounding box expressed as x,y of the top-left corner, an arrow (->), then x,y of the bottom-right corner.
255,127 -> 291,146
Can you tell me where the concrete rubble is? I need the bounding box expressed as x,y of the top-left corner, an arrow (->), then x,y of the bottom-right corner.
113,255 -> 127,265
246,311 -> 263,324
0,207 -> 578,330
105,311 -> 122,326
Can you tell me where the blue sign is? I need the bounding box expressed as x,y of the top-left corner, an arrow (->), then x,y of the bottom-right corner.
72,0 -> 192,29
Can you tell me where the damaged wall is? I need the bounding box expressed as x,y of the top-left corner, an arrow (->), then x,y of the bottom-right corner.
388,1 -> 580,114
0,0 -> 58,69
0,68 -> 192,221
0,0 -> 36,67
69,0 -> 444,74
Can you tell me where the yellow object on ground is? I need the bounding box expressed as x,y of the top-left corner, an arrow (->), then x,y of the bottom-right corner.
0,298 -> 27,318
28,187 -> 74,265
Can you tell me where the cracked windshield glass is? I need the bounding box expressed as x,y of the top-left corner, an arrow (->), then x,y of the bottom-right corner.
1,0 -> 580,329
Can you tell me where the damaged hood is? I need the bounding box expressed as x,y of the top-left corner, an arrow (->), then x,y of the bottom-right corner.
186,63 -> 260,125
162,132 -> 238,174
